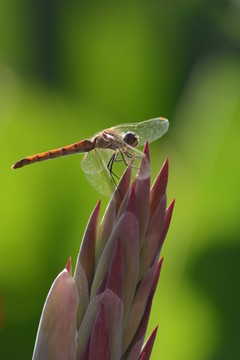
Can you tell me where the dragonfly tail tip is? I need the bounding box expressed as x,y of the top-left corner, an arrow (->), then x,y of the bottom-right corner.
12,161 -> 21,170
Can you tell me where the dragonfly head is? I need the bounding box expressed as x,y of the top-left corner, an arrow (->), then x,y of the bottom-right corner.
122,132 -> 139,148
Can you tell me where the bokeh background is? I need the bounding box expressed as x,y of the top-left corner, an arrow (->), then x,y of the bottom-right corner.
1,0 -> 240,359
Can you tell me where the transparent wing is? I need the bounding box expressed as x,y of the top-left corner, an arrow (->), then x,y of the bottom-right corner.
111,117 -> 169,146
120,143 -> 145,162
81,145 -> 146,196
81,148 -> 115,197
121,144 -> 149,181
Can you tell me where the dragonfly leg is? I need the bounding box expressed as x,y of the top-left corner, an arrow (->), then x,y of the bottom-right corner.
125,150 -> 142,159
107,153 -> 120,181
113,151 -> 138,169
124,151 -> 133,159
120,151 -> 141,170
119,151 -> 130,166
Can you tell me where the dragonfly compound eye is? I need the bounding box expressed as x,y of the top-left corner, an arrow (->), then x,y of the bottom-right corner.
122,132 -> 139,147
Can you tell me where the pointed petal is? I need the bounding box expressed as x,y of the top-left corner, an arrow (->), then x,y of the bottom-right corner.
96,198 -> 116,266
90,211 -> 139,301
115,187 -> 130,223
157,198 -> 175,254
150,158 -> 168,218
114,183 -> 138,234
113,160 -> 133,213
33,262 -> 79,360
135,143 -> 150,183
151,257 -> 163,295
96,164 -> 136,266
78,337 -> 90,360
121,219 -> 139,323
96,271 -> 108,295
106,238 -> 124,302
74,262 -> 89,329
140,326 -> 158,360
65,257 -> 72,274
134,143 -> 151,248
89,304 -> 110,360
124,337 -> 144,360
134,179 -> 150,249
139,194 -> 166,280
77,289 -> 123,360
122,258 -> 158,354
75,199 -> 101,290
123,258 -> 163,359
94,187 -> 140,323
143,139 -> 150,161
114,161 -> 134,222
126,183 -> 138,216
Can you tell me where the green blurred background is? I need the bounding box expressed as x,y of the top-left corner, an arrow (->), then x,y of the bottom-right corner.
0,0 -> 240,359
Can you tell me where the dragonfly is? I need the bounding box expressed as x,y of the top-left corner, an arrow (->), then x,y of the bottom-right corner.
12,117 -> 169,196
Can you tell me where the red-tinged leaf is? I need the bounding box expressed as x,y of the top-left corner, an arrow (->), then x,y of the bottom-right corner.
134,142 -> 151,249
116,147 -> 150,226
126,183 -> 137,216
96,198 -> 116,266
89,304 -> 110,360
90,211 -> 139,300
143,140 -> 150,161
75,199 -> 101,291
77,289 -> 123,360
123,259 -> 163,359
106,238 -> 124,302
139,352 -> 145,360
113,160 -> 133,213
123,336 -> 145,360
156,198 -> 175,255
115,187 -> 130,223
150,157 -> 168,218
96,272 -> 108,295
140,326 -> 158,360
139,194 -> 166,280
78,337 -> 90,360
116,150 -> 150,225
74,263 -> 89,329
33,267 -> 79,360
135,143 -> 150,183
122,258 -> 158,354
120,219 -> 139,323
151,257 -> 163,296
65,257 -> 72,275
115,159 -> 134,222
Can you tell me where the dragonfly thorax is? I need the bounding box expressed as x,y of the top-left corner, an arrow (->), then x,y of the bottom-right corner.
122,132 -> 139,148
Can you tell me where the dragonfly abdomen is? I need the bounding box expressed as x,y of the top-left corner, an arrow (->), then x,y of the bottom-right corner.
12,139 -> 94,169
